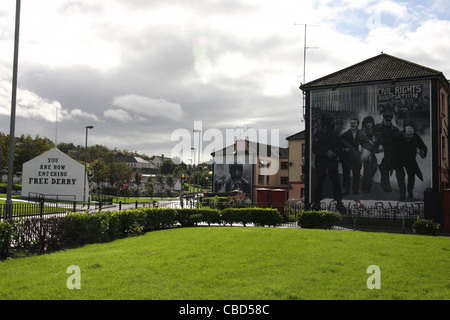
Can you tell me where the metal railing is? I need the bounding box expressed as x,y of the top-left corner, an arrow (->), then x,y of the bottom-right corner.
2,197 -> 446,235
1,200 -> 77,221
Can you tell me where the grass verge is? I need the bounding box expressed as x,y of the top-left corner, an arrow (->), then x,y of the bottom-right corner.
0,227 -> 449,300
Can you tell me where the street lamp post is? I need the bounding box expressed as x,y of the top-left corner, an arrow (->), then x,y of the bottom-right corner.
4,0 -> 21,220
191,147 -> 195,207
83,126 -> 93,206
193,129 -> 201,208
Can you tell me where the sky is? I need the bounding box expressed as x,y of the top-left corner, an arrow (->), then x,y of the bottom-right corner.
1,0 -> 449,164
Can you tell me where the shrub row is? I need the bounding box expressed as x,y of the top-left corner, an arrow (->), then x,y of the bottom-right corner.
221,208 -> 283,227
297,210 -> 343,230
169,208 -> 282,227
0,208 -> 177,259
0,207 -> 283,260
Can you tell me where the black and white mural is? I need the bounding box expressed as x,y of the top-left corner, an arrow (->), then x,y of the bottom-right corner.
213,162 -> 253,195
309,80 -> 431,207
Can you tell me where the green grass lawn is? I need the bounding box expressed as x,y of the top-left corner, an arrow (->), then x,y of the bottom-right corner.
0,227 -> 449,300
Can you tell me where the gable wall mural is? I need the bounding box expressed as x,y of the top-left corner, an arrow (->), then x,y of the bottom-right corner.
309,80 -> 431,206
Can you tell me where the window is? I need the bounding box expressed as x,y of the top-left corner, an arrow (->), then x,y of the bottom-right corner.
280,177 -> 288,185
266,176 -> 270,184
281,162 -> 289,170
258,175 -> 264,185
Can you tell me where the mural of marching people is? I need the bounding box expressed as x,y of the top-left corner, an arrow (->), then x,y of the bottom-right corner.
309,80 -> 431,206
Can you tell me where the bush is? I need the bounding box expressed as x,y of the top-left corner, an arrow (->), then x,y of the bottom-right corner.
143,208 -> 177,230
250,208 -> 284,227
176,208 -> 220,227
0,220 -> 14,260
226,193 -> 252,208
201,196 -> 230,210
298,210 -> 342,229
221,208 -> 283,227
176,209 -> 200,227
221,208 -> 240,226
126,222 -> 144,237
59,212 -> 105,248
199,209 -> 221,226
412,217 -> 440,235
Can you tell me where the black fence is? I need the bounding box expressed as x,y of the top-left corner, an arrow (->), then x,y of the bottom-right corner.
1,198 -> 447,235
1,200 -> 77,221
0,199 -> 115,222
299,201 -> 424,234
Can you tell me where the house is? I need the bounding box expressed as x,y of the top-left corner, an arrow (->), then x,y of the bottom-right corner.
152,154 -> 172,169
286,130 -> 306,200
300,53 -> 450,224
117,155 -> 155,170
211,140 -> 289,203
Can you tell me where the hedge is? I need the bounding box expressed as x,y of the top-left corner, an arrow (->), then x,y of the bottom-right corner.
297,210 -> 342,229
0,207 -> 283,260
0,220 -> 14,260
221,208 -> 283,227
0,208 -> 177,259
176,208 -> 221,227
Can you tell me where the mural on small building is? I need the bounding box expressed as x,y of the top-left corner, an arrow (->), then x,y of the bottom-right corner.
213,162 -> 253,195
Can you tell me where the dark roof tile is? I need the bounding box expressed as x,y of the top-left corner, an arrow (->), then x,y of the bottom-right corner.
301,53 -> 444,89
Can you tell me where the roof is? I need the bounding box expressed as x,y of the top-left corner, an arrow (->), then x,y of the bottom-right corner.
300,53 -> 447,90
211,140 -> 288,158
118,156 -> 151,164
152,155 -> 172,162
286,130 -> 305,141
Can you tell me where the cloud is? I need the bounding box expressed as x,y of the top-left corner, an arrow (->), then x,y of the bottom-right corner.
0,0 -> 449,159
0,78 -> 100,125
64,109 -> 100,122
111,94 -> 184,122
103,108 -> 146,123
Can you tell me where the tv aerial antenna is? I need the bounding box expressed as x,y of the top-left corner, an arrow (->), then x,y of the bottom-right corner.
295,23 -> 319,121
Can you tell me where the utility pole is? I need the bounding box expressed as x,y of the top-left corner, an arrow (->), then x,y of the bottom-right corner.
193,129 -> 201,208
4,0 -> 21,220
83,126 -> 94,206
295,23 -> 319,120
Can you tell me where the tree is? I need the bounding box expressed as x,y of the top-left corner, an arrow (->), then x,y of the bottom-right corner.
156,174 -> 165,192
57,142 -> 77,155
90,159 -> 109,192
0,132 -> 8,183
14,134 -> 54,173
133,170 -> 143,196
160,160 -> 174,175
145,180 -> 154,197
134,169 -> 143,187
87,144 -> 110,161
107,161 -> 133,191
166,175 -> 174,191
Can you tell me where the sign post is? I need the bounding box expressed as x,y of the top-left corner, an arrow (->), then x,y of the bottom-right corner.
123,182 -> 128,201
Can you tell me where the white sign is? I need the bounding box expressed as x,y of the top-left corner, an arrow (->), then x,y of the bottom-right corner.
22,148 -> 88,201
